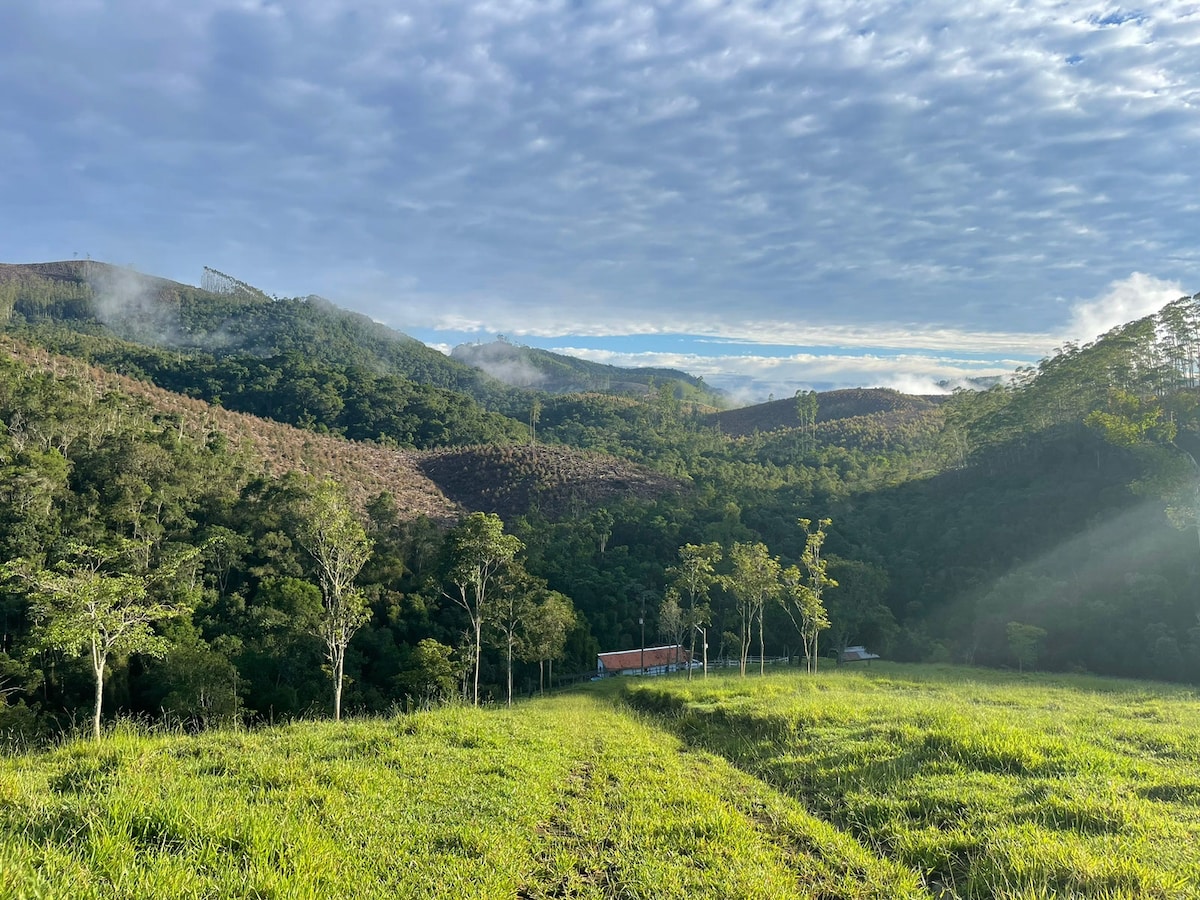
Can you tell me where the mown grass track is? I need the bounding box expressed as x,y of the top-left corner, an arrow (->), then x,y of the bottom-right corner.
0,695 -> 921,899
623,664 -> 1200,899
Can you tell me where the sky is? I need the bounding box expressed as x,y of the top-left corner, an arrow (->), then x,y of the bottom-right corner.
3,1 -> 1200,402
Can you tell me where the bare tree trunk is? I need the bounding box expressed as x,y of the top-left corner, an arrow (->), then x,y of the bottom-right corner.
91,644 -> 104,741
334,651 -> 344,721
473,617 -> 482,706
539,659 -> 544,694
506,639 -> 513,707
687,620 -> 695,681
758,603 -> 765,676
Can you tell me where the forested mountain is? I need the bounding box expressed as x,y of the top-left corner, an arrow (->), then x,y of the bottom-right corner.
1,259 -> 1199,740
452,338 -> 724,404
0,261 -> 523,410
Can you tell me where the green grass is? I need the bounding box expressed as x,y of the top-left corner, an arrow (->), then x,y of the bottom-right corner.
622,664 -> 1200,899
5,665 -> 1198,899
0,695 -> 921,899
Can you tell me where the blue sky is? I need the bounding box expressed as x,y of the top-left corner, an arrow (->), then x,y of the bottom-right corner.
3,1 -> 1199,401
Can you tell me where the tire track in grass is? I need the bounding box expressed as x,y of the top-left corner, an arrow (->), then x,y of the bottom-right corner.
521,698 -> 926,900
520,753 -> 618,899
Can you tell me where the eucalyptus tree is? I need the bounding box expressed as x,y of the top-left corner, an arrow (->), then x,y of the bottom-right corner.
520,589 -> 575,693
5,540 -> 192,740
658,589 -> 685,668
722,541 -> 781,676
296,480 -> 373,721
444,512 -> 522,705
667,542 -> 721,680
779,518 -> 837,673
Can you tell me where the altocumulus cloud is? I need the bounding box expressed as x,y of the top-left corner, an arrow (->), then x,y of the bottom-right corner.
1,1 -> 1199,396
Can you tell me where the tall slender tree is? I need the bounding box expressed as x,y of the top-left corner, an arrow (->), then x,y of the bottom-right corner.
296,480 -> 372,721
722,541 -> 781,676
667,542 -> 721,680
444,513 -> 522,705
6,540 -> 191,740
780,518 -> 836,673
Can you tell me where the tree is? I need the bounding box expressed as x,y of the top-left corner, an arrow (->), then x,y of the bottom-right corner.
488,568 -> 536,707
296,480 -> 372,721
6,541 -> 190,740
658,589 -> 685,669
520,589 -> 575,693
529,398 -> 542,447
1006,621 -> 1047,673
395,638 -> 457,708
667,542 -> 721,680
795,390 -> 818,451
444,513 -> 522,705
780,519 -> 837,673
722,541 -> 781,676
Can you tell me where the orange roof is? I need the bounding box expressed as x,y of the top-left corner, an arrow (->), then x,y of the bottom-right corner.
598,645 -> 690,671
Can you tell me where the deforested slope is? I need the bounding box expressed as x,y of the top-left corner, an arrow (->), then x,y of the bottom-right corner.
0,335 -> 459,520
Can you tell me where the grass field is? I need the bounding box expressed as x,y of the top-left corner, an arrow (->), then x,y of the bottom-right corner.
624,664 -> 1200,899
0,694 -> 920,899
1,664 -> 1197,899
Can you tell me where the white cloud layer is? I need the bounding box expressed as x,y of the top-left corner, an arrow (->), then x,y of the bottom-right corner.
554,345 -> 1019,400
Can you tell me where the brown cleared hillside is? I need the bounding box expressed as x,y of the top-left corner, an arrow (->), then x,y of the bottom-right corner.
708,388 -> 941,437
1,336 -> 681,524
0,336 -> 461,522
418,444 -> 684,521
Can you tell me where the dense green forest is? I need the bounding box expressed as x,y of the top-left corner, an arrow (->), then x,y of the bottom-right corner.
1,260 -> 1199,739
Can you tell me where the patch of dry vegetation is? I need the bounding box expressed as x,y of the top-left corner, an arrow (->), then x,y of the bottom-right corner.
419,444 -> 684,521
0,336 -> 460,521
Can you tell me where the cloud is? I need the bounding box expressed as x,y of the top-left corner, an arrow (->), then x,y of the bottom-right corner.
2,0 -> 1199,357
553,345 -> 1019,401
1066,272 -> 1186,342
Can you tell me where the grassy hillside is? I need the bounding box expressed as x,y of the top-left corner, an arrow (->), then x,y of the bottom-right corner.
4,665 -> 1198,899
625,665 -> 1200,899
0,693 -> 921,900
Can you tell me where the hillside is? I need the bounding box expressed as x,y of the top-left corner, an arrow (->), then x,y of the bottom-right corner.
0,336 -> 460,521
4,667 -> 1198,899
452,338 -> 724,404
419,444 -> 684,521
708,388 -> 942,438
0,261 -> 521,409
0,336 -> 679,525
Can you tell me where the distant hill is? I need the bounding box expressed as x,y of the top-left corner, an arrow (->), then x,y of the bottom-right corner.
418,443 -> 683,522
0,261 -> 521,409
707,388 -> 941,438
0,334 -> 461,521
451,339 -> 724,404
0,335 -> 678,523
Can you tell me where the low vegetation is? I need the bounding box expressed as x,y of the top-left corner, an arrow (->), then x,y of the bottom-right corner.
624,664 -> 1200,899
0,694 -> 922,899
3,666 -> 1198,898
